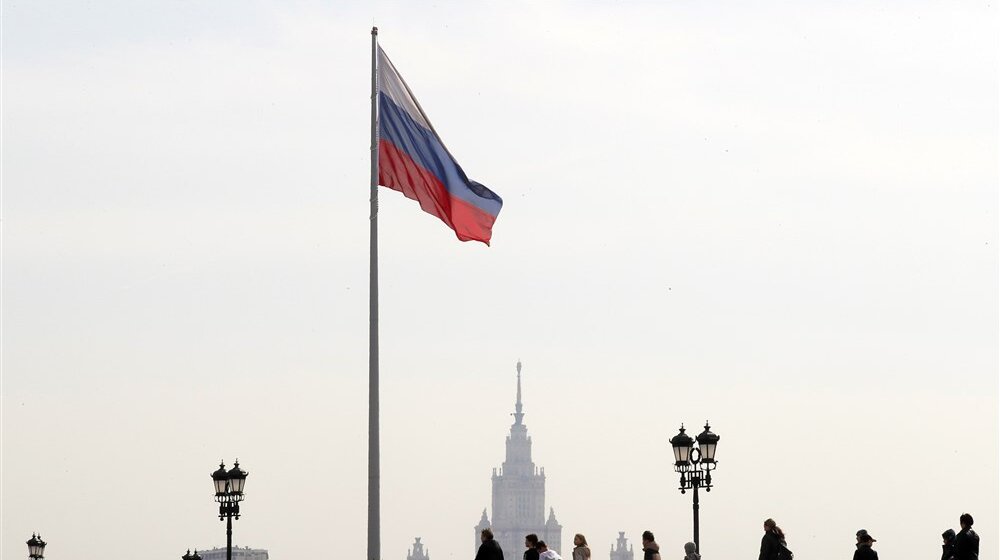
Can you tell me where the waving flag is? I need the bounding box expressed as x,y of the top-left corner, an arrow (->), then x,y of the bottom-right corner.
377,47 -> 503,245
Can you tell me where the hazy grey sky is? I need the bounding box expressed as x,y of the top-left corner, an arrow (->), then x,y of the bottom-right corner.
2,2 -> 997,560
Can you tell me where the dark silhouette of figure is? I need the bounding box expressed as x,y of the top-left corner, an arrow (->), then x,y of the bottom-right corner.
853,530 -> 878,560
952,513 -> 980,560
759,519 -> 789,560
682,542 -> 700,560
641,531 -> 661,560
942,529 -> 957,560
572,533 -> 591,560
476,529 -> 504,560
524,534 -> 540,560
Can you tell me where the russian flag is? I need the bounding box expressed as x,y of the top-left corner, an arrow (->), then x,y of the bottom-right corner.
377,47 -> 503,245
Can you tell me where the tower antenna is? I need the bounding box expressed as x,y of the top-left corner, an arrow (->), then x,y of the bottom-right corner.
513,360 -> 524,424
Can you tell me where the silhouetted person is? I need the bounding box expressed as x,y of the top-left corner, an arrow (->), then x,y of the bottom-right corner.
759,519 -> 789,560
538,541 -> 562,560
641,531 -> 661,560
683,542 -> 700,560
476,529 -> 504,560
952,513 -> 979,560
572,534 -> 591,560
525,535 -> 540,560
942,529 -> 957,560
853,530 -> 878,560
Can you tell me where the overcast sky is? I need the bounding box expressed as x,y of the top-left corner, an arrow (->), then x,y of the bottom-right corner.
2,2 -> 997,560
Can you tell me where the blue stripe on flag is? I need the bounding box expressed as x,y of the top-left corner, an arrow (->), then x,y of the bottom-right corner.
379,92 -> 502,216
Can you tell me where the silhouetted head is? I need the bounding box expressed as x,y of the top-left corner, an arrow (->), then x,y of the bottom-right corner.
856,530 -> 876,543
764,519 -> 784,538
641,531 -> 655,544
960,513 -> 974,529
574,534 -> 588,547
481,529 -> 494,542
526,535 -> 539,549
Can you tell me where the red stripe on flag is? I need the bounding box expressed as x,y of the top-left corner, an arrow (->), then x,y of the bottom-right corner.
379,140 -> 496,245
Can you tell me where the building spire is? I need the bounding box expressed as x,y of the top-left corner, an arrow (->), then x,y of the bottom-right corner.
513,360 -> 524,425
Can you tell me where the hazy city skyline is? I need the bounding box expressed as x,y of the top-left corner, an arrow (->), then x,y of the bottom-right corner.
2,2 -> 996,560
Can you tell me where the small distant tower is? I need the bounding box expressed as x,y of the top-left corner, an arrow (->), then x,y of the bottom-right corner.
610,532 -> 634,560
474,509 -> 492,552
408,538 -> 430,560
545,507 -> 562,550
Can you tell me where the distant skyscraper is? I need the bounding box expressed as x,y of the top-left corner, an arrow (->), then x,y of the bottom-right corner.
408,538 -> 430,560
610,532 -> 634,560
194,547 -> 268,560
474,361 -> 562,556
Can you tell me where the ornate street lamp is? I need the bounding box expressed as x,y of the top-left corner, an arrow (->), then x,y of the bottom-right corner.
27,534 -> 46,560
213,463 -> 229,496
212,459 -> 249,560
696,423 -> 719,463
227,461 -> 248,496
670,425 -> 694,468
670,422 -> 720,555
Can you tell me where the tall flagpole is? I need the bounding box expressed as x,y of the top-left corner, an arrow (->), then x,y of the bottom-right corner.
368,25 -> 381,560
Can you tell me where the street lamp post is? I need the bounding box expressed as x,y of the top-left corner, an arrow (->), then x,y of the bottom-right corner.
26,534 -> 46,560
212,460 -> 249,560
669,422 -> 720,555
